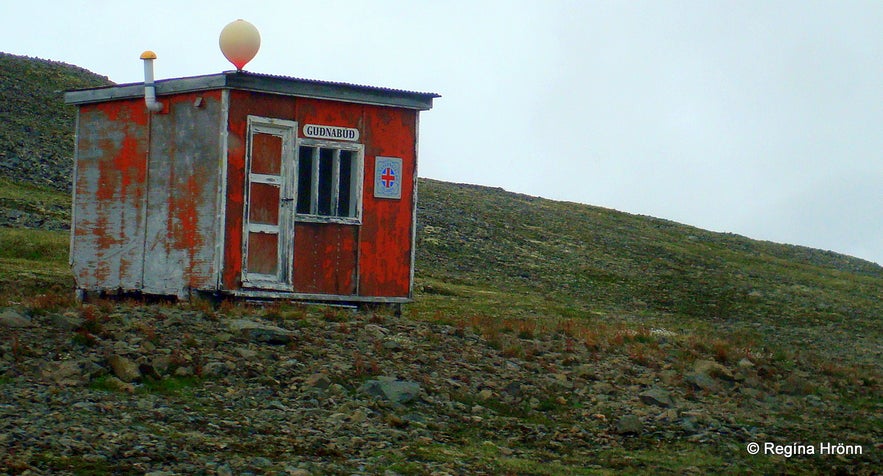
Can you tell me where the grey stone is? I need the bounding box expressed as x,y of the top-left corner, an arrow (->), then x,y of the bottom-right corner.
103,375 -> 135,393
615,414 -> 643,434
693,360 -> 735,381
250,456 -> 273,468
685,372 -> 720,392
226,319 -> 295,345
503,382 -> 522,397
43,360 -> 87,386
285,469 -> 311,476
639,387 -> 675,408
304,373 -> 331,390
0,308 -> 32,328
360,378 -> 422,404
235,347 -> 259,359
108,355 -> 141,383
383,340 -> 403,351
53,313 -> 84,330
174,366 -> 194,377
737,358 -> 755,369
202,361 -> 229,378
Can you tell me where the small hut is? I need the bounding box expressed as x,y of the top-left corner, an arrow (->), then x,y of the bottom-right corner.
64,59 -> 437,307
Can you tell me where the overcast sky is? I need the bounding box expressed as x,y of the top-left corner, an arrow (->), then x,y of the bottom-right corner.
2,1 -> 881,265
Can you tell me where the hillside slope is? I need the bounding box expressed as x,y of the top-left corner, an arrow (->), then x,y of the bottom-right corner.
0,52 -> 112,191
415,180 -> 881,366
0,55 -> 880,474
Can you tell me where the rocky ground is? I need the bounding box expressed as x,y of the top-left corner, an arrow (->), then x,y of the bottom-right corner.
0,301 -> 880,475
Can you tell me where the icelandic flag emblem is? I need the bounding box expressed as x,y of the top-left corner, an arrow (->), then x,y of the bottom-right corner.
374,157 -> 403,199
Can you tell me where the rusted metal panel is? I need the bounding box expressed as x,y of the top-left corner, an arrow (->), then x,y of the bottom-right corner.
142,91 -> 223,296
293,222 -> 357,295
70,92 -> 223,297
71,99 -> 150,291
289,98 -> 363,296
358,105 -> 419,298
222,90 -> 298,290
213,89 -> 231,289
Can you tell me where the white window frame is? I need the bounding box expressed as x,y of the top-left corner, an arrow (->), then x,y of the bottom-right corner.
294,138 -> 364,225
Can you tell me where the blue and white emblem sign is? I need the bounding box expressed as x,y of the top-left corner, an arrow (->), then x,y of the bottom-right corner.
374,157 -> 403,199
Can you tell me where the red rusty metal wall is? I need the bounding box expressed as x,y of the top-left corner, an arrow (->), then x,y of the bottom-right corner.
72,99 -> 150,290
222,90 -> 294,289
223,91 -> 418,298
71,92 -> 223,296
142,91 -> 223,294
293,223 -> 357,295
359,104 -> 418,297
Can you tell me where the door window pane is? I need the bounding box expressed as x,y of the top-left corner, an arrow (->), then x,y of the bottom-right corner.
337,150 -> 354,217
317,148 -> 334,216
297,146 -> 314,214
248,183 -> 280,225
247,232 -> 279,275
251,133 -> 282,175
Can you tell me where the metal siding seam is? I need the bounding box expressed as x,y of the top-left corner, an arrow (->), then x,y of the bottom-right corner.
214,89 -> 230,290
355,221 -> 361,296
409,112 -> 420,300
354,106 -> 365,297
69,109 -> 80,269
138,111 -> 153,290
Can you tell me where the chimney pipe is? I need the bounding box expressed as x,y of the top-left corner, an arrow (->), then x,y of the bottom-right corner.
140,51 -> 164,112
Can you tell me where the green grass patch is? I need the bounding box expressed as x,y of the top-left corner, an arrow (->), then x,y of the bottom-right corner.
0,227 -> 68,262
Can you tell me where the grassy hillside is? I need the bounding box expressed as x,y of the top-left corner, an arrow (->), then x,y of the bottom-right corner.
0,52 -> 112,191
414,180 -> 882,367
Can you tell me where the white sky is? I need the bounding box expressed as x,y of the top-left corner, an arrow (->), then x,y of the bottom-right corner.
2,0 -> 881,265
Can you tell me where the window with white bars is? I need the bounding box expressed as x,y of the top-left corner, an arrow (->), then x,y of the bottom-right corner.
295,140 -> 363,223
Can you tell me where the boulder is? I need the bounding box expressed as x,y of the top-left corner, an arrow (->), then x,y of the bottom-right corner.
639,387 -> 675,408
693,360 -> 735,381
43,360 -> 87,386
108,355 -> 142,383
0,308 -> 32,328
360,378 -> 422,404
226,319 -> 296,345
685,372 -> 720,392
304,373 -> 331,390
615,414 -> 643,435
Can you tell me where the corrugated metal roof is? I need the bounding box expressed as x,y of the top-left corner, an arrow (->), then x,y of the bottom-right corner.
64,71 -> 439,110
235,70 -> 440,98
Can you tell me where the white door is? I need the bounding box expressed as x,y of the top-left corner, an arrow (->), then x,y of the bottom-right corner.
241,116 -> 296,290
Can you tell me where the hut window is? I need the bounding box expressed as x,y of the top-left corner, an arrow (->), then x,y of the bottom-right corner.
296,141 -> 363,223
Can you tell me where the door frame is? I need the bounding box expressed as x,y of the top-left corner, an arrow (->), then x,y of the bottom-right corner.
241,115 -> 297,290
